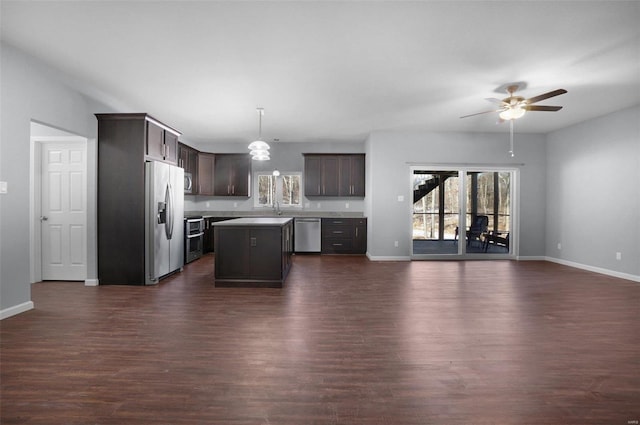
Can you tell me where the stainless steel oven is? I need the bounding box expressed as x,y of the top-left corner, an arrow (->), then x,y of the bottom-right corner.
184,217 -> 204,263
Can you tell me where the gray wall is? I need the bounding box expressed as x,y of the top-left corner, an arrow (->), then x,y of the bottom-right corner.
545,106 -> 640,278
184,140 -> 365,213
0,43 -> 111,315
364,131 -> 547,259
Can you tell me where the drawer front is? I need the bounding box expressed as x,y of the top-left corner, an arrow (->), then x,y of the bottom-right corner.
322,225 -> 354,239
322,218 -> 354,226
322,238 -> 354,253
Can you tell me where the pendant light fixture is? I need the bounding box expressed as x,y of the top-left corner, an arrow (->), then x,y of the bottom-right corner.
248,108 -> 270,161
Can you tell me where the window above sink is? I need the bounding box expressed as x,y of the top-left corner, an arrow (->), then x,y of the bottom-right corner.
255,172 -> 302,209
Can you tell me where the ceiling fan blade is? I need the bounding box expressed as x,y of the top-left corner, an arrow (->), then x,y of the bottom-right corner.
485,97 -> 508,106
523,105 -> 563,112
526,89 -> 567,104
460,109 -> 502,119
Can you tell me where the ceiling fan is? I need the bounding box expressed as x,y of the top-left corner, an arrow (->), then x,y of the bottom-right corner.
460,83 -> 567,121
460,83 -> 567,157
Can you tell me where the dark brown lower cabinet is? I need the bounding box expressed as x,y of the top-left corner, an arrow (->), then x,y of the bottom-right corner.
321,218 -> 367,254
214,218 -> 293,287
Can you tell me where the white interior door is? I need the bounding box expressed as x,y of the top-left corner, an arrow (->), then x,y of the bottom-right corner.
41,143 -> 87,280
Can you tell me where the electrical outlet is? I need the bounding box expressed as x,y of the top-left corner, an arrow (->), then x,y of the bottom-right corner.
0,181 -> 7,194
233,202 -> 238,208
557,243 -> 562,250
397,195 -> 404,202
316,203 -> 321,209
394,241 -> 399,247
616,252 -> 622,260
206,202 -> 210,208
345,202 -> 350,209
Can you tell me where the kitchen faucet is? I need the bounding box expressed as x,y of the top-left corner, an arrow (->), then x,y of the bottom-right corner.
273,200 -> 282,215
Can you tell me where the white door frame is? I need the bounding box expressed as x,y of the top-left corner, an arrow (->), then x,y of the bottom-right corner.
30,134 -> 88,283
409,164 -> 520,260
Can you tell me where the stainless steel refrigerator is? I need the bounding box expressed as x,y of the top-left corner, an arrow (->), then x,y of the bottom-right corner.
145,161 -> 184,285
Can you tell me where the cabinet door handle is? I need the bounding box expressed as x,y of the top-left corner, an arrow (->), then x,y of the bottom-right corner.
232,185 -> 235,194
355,228 -> 358,237
332,243 -> 343,246
332,231 -> 343,234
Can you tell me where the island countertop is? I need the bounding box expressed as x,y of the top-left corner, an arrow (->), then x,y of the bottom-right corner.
212,217 -> 293,226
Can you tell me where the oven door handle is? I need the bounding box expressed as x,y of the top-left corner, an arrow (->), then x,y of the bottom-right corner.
186,232 -> 205,238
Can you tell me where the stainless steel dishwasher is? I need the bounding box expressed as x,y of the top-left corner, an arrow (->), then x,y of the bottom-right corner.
294,217 -> 321,253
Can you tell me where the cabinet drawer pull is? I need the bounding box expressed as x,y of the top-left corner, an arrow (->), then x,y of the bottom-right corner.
332,231 -> 343,234
332,243 -> 343,246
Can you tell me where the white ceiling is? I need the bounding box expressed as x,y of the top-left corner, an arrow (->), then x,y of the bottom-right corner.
2,1 -> 639,145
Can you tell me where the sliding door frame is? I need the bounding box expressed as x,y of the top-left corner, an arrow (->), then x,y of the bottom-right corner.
410,165 -> 519,260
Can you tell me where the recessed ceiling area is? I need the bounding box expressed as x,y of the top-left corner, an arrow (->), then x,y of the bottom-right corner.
2,1 -> 639,145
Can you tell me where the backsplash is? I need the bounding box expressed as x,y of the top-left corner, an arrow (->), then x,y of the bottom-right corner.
184,196 -> 364,213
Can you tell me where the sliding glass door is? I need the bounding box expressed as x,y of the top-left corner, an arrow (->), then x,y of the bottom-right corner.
411,167 -> 516,259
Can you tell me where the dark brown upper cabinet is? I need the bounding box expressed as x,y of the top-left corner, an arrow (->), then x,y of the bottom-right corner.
146,119 -> 179,164
304,155 -> 339,196
214,154 -> 251,197
304,154 -> 365,197
339,154 -> 365,197
197,153 -> 215,196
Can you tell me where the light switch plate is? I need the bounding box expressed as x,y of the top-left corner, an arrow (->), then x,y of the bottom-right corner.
0,181 -> 7,194
397,195 -> 404,202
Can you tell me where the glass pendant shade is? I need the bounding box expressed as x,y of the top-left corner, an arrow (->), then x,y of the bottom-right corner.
248,140 -> 270,151
251,152 -> 270,161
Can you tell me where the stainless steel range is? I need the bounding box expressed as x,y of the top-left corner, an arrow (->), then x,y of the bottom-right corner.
184,216 -> 204,263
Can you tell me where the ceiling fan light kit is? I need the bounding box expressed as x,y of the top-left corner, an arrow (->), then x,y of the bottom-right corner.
499,106 -> 526,121
249,107 -> 270,161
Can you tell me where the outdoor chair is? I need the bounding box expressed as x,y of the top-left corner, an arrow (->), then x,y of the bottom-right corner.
466,215 -> 488,247
484,231 -> 510,252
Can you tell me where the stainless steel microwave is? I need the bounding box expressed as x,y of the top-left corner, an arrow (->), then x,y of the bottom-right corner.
184,172 -> 193,194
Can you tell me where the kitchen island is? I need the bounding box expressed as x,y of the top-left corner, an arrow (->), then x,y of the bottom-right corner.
213,217 -> 293,288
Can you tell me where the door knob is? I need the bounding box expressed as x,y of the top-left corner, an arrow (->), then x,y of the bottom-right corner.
40,216 -> 48,221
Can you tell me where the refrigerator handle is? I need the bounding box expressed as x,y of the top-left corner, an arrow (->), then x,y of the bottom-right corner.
165,182 -> 174,240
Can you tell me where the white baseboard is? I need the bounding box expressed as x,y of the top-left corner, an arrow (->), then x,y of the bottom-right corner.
0,301 -> 35,320
517,256 -> 547,261
84,278 -> 99,286
544,256 -> 639,283
367,253 -> 411,261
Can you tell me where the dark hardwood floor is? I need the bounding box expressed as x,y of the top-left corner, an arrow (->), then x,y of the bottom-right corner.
1,255 -> 639,424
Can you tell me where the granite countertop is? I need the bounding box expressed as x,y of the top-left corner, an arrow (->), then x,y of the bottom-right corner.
185,210 -> 365,219
212,217 -> 293,226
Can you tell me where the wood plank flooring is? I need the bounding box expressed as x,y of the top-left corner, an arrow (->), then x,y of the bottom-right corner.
1,255 -> 639,424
